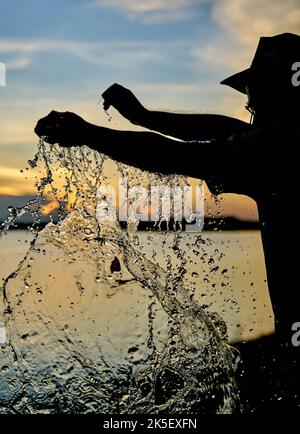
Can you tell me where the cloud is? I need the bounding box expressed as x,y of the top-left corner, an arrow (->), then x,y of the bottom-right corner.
0,39 -> 188,54
213,0 -> 300,46
191,0 -> 300,98
0,38 -> 191,70
0,39 -> 92,53
5,57 -> 31,70
0,39 -> 95,72
93,0 -> 206,22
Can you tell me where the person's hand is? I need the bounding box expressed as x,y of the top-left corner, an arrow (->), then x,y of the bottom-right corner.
34,111 -> 90,146
101,83 -> 147,125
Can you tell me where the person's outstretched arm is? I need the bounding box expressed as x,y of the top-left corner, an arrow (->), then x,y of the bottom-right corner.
101,83 -> 252,141
34,111 -> 232,179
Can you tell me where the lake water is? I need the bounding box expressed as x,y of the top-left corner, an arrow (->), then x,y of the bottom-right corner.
0,222 -> 275,414
0,229 -> 274,344
0,135 -> 275,413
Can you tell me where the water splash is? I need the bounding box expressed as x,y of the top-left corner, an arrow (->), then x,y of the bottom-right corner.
0,138 -> 240,414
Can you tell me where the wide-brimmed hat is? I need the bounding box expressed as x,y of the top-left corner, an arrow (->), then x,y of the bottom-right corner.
221,33 -> 300,94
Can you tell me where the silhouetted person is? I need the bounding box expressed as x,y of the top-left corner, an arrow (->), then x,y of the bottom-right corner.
35,33 -> 300,411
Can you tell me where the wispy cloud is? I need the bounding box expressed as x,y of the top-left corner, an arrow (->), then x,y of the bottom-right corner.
0,38 -> 191,69
192,0 -> 300,85
5,57 -> 31,70
0,39 -> 189,54
213,0 -> 300,46
92,0 -> 207,22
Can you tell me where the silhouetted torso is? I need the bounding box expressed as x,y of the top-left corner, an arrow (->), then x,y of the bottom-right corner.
205,126 -> 300,340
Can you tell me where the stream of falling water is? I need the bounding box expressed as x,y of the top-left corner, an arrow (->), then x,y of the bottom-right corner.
0,138 -> 240,414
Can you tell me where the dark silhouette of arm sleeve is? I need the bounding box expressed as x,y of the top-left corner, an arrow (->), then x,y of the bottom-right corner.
137,111 -> 252,142
82,119 -> 253,180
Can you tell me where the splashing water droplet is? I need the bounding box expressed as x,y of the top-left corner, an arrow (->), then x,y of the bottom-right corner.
0,137 -> 240,414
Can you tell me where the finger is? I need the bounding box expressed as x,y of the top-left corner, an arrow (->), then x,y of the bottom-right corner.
101,83 -> 125,108
101,88 -> 112,105
58,141 -> 73,148
103,101 -> 110,111
35,124 -> 54,138
101,83 -> 119,99
101,90 -> 113,110
34,111 -> 61,135
48,110 -> 63,118
34,120 -> 43,137
44,134 -> 59,145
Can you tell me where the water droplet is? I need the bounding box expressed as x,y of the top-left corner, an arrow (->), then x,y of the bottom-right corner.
7,206 -> 16,215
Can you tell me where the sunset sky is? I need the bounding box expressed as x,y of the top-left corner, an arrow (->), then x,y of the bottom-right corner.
0,0 -> 299,219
